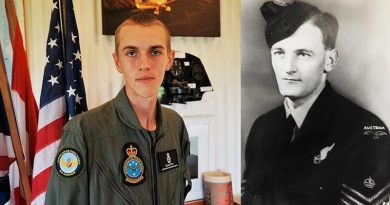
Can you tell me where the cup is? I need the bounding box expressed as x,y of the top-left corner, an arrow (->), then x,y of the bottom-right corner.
203,170 -> 233,205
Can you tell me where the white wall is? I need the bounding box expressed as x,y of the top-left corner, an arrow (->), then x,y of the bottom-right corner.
24,0 -> 241,199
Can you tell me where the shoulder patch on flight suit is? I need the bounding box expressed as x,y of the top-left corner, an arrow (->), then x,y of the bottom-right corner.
55,148 -> 83,177
121,143 -> 145,185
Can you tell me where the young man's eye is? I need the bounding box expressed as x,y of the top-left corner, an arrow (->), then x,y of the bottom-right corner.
127,50 -> 136,56
297,52 -> 311,57
151,50 -> 161,56
272,51 -> 284,56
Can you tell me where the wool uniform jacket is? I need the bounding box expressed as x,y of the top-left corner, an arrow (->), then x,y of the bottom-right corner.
242,82 -> 390,205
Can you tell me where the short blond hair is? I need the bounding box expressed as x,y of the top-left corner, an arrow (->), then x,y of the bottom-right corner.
114,10 -> 171,52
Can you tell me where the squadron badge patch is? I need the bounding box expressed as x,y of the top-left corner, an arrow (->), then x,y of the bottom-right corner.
56,148 -> 83,177
122,143 -> 145,185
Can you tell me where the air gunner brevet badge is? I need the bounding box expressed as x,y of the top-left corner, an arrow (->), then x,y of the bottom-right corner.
122,143 -> 145,185
313,143 -> 335,164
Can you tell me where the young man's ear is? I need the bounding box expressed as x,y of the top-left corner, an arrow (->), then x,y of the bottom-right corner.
324,48 -> 339,73
166,50 -> 175,71
112,52 -> 123,73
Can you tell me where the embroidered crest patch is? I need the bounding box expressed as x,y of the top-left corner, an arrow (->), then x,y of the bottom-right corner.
55,148 -> 83,177
122,143 -> 145,185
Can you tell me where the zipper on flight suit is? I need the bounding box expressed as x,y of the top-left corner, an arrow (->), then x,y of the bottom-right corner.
149,131 -> 159,205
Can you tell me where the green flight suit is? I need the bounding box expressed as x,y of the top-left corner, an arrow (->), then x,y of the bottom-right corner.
45,88 -> 191,205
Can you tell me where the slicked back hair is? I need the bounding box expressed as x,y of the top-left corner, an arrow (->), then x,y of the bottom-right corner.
307,12 -> 339,50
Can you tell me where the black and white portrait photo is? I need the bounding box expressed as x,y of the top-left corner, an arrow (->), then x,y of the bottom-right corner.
241,0 -> 390,204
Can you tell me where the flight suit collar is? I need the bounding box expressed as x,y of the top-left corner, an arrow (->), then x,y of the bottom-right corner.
155,102 -> 166,140
114,87 -> 166,139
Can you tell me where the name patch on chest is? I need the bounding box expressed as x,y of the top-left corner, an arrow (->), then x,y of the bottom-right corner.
157,149 -> 179,172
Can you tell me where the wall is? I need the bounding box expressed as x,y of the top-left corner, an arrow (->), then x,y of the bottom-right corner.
241,0 -> 390,171
24,0 -> 241,199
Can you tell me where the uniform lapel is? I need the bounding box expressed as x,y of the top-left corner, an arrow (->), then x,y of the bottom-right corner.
292,82 -> 337,153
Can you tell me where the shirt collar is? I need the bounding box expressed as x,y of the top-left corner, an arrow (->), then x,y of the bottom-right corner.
284,83 -> 325,128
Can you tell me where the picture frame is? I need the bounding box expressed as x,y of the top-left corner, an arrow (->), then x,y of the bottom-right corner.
101,0 -> 221,37
183,117 -> 211,201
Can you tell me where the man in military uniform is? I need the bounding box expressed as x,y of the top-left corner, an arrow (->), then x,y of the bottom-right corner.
45,11 -> 191,205
242,1 -> 390,204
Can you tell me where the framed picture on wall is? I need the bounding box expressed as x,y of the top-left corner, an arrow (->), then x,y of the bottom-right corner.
184,119 -> 210,201
101,0 -> 220,37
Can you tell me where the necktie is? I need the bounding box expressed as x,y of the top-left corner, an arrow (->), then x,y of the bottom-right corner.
286,115 -> 297,142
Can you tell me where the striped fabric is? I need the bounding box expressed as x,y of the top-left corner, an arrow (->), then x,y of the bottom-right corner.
31,0 -> 87,204
0,8 -> 38,204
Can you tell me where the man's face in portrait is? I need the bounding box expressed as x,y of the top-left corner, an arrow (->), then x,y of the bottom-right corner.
270,21 -> 331,105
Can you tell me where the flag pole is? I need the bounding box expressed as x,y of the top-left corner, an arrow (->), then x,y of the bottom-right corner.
5,0 -> 17,44
59,0 -> 67,48
0,42 -> 32,205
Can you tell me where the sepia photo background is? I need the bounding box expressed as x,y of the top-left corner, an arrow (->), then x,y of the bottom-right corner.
241,0 -> 390,171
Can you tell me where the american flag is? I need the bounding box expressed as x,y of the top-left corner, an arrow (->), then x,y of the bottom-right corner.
31,0 -> 87,204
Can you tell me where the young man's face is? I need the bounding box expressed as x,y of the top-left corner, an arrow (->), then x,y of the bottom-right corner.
113,23 -> 174,100
270,21 -> 331,105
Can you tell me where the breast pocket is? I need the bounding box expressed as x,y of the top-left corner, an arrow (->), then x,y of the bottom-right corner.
90,158 -> 140,205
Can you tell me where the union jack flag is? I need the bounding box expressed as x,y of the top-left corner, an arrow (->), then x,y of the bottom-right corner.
0,94 -> 11,203
0,0 -> 38,204
31,0 -> 87,204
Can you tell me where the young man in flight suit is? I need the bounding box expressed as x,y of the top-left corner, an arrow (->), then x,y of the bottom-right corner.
242,1 -> 390,204
45,11 -> 191,205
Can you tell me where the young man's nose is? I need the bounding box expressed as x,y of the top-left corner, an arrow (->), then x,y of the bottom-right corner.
137,54 -> 150,70
284,55 -> 297,74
